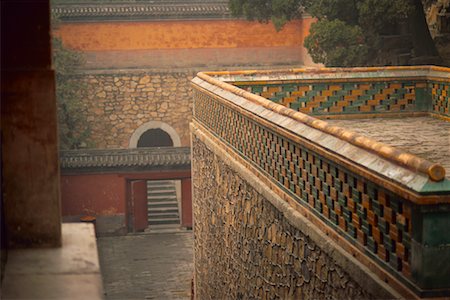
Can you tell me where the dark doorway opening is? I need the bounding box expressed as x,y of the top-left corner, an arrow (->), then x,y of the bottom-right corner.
137,129 -> 173,147
126,176 -> 192,233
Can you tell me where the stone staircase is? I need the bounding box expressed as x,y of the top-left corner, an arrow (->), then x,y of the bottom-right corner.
147,180 -> 180,227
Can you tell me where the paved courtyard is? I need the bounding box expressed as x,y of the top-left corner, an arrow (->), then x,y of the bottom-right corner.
326,116 -> 450,178
97,231 -> 194,300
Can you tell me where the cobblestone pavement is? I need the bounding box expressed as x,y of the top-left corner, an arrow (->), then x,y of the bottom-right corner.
326,116 -> 450,178
97,232 -> 194,300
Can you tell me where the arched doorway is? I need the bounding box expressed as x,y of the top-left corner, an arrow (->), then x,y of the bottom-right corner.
128,121 -> 182,231
137,128 -> 173,147
129,121 -> 181,148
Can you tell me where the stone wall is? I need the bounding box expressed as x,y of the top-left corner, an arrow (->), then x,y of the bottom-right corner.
77,70 -> 195,148
192,134 -> 397,299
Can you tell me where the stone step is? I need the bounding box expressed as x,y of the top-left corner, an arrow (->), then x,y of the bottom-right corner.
148,212 -> 179,219
147,206 -> 178,212
147,191 -> 176,197
146,181 -> 174,187
148,199 -> 177,204
147,189 -> 175,193
144,223 -> 183,233
148,207 -> 178,213
148,201 -> 178,208
147,188 -> 176,193
148,217 -> 180,225
147,201 -> 178,210
148,195 -> 176,200
146,180 -> 179,226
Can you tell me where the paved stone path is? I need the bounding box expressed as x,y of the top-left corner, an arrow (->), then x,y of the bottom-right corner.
326,116 -> 450,178
97,232 -> 193,300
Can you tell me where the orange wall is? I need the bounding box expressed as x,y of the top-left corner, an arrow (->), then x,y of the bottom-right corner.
57,19 -> 313,51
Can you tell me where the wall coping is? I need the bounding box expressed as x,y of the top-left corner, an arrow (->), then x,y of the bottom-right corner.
51,2 -> 314,22
194,66 -> 450,187
60,147 -> 191,173
68,64 -> 306,76
2,223 -> 103,299
206,65 -> 450,82
52,1 -> 231,22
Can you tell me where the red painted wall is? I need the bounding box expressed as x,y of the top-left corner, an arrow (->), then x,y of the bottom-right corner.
56,19 -> 307,51
60,174 -> 126,216
181,178 -> 192,228
60,170 -> 193,230
54,17 -> 321,68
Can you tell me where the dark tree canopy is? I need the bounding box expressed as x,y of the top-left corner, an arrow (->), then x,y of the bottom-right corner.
304,19 -> 369,67
229,0 -> 302,30
229,0 -> 443,67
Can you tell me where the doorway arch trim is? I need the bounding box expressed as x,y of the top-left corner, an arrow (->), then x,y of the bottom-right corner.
129,121 -> 181,148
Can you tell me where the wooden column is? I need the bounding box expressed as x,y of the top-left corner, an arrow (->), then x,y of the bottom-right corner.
130,180 -> 148,232
181,178 -> 192,228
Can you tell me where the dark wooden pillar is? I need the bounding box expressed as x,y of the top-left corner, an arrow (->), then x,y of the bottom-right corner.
181,178 -> 192,228
1,0 -> 62,247
130,180 -> 148,232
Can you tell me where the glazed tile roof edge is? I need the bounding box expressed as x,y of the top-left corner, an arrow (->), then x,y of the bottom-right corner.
194,66 -> 449,184
192,78 -> 446,199
52,1 -> 231,21
60,147 -> 191,169
207,65 -> 450,82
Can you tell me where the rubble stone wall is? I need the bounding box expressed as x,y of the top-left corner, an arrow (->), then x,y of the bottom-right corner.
191,134 -> 396,299
77,70 -> 195,148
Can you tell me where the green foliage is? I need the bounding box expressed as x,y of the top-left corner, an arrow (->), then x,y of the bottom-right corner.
304,19 -> 368,67
308,0 -> 413,66
52,37 -> 91,150
357,0 -> 412,33
305,0 -> 359,25
229,0 -> 438,66
229,0 -> 303,30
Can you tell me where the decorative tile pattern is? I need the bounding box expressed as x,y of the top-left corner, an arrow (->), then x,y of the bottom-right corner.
194,89 -> 413,279
237,81 -> 425,116
430,81 -> 450,117
192,137 -> 375,299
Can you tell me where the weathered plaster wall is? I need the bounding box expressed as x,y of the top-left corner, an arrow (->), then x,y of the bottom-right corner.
57,20 -> 306,51
192,134 -> 396,299
55,18 -> 318,69
60,169 -> 192,234
78,70 -> 193,148
60,174 -> 126,235
60,174 -> 125,216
